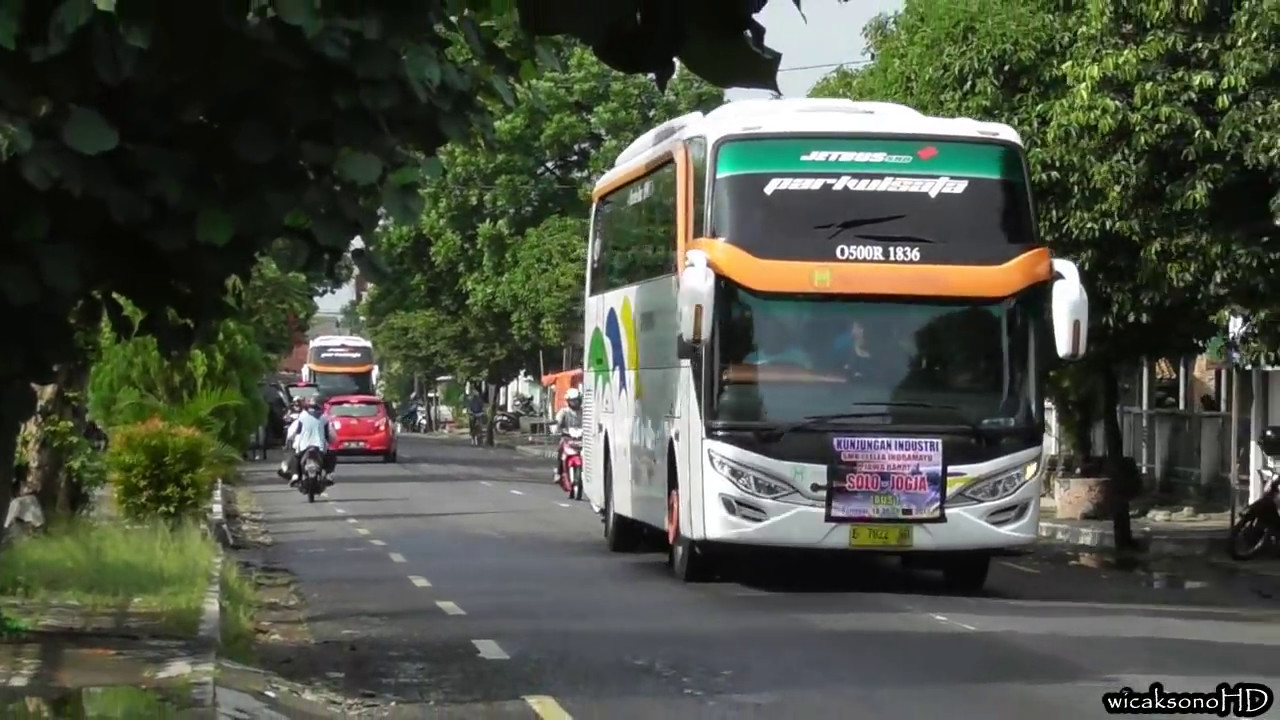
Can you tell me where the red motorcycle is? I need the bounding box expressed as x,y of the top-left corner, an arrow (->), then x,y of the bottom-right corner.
557,427 -> 584,501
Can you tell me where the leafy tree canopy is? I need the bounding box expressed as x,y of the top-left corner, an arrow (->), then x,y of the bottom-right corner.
520,0 -> 847,91
811,0 -> 1280,371
366,41 -> 723,384
0,0 -> 832,437
0,1 -> 530,425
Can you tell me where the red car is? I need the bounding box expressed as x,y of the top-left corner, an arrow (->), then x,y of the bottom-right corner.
323,395 -> 398,463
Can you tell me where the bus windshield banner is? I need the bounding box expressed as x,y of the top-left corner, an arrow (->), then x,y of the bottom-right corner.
308,346 -> 374,369
825,436 -> 946,523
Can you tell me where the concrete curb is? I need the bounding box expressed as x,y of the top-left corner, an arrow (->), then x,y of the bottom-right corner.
192,479 -> 228,710
1037,518 -> 1226,557
514,445 -> 557,460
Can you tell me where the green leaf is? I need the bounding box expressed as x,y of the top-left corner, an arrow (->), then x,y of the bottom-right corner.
381,183 -> 424,225
195,208 -> 235,246
19,147 -> 60,190
334,150 -> 383,186
274,0 -> 320,35
1,119 -> 35,157
388,165 -> 420,186
518,59 -> 538,83
51,0 -> 94,35
420,156 -> 443,180
283,209 -> 309,229
93,0 -> 116,11
491,75 -> 515,106
60,106 -> 119,155
0,0 -> 23,51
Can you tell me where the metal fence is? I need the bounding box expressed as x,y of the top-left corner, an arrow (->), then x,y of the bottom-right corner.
1044,403 -> 1237,487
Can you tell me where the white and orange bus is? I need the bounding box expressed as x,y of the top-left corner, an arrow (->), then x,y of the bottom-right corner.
302,335 -> 380,400
579,98 -> 1090,590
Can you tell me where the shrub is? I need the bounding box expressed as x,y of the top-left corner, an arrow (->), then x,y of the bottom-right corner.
104,419 -> 219,521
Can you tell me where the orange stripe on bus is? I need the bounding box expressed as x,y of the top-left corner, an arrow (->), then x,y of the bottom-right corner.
307,364 -> 375,373
687,239 -> 1051,298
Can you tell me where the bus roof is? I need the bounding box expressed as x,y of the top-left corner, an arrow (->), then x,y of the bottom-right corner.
596,98 -> 1023,195
309,335 -> 372,348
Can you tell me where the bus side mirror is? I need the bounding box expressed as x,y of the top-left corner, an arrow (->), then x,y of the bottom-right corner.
1050,258 -> 1088,360
678,250 -> 715,347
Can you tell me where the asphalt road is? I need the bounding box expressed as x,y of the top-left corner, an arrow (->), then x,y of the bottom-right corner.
242,435 -> 1280,719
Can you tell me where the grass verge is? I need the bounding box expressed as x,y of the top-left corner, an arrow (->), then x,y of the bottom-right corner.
220,559 -> 256,663
0,520 -> 215,634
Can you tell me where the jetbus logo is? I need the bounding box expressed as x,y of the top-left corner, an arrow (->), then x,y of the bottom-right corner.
587,297 -> 642,400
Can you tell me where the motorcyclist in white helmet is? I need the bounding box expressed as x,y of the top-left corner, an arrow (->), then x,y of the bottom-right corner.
552,387 -> 582,483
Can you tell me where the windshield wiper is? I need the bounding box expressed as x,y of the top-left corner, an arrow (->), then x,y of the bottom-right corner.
847,402 -> 1002,441
812,214 -> 906,240
753,412 -> 892,442
851,233 -> 938,244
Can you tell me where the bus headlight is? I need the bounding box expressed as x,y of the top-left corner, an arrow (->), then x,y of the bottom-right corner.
955,462 -> 1039,505
708,451 -> 796,500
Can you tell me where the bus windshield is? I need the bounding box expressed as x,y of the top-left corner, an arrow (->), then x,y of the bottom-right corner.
313,372 -> 374,399
710,281 -> 1045,430
710,137 -> 1035,266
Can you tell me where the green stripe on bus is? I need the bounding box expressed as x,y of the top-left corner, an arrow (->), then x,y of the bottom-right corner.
714,138 -> 1024,181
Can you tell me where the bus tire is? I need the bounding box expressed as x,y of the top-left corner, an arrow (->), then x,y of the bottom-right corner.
603,454 -> 642,553
940,553 -> 990,594
670,533 -> 713,583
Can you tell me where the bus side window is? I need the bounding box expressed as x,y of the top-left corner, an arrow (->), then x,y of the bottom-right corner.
589,200 -> 610,295
595,161 -> 678,292
687,138 -> 707,239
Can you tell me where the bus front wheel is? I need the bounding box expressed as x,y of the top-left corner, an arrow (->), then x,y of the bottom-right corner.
940,553 -> 991,594
668,488 -> 714,582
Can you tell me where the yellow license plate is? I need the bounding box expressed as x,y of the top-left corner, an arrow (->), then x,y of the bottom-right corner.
849,525 -> 913,548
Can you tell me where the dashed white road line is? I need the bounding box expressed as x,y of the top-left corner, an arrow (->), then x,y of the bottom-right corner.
437,600 -> 466,615
369,539 -> 386,546
480,481 -> 493,487
346,518 -> 358,524
524,695 -> 573,719
356,528 -> 370,536
388,552 -> 407,563
472,639 -> 509,659
335,508 -> 347,514
408,576 -> 432,588
510,489 -> 524,495
930,613 -> 978,631
557,502 -> 571,508
1000,561 -> 1041,574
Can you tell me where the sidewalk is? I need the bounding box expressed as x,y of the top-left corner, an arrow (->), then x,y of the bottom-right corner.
416,429 -> 557,453
1035,495 -> 1234,556
0,486 -> 222,715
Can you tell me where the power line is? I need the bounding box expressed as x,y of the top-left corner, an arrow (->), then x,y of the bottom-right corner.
777,59 -> 872,73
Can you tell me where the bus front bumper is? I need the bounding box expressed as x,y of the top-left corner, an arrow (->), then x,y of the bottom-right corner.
701,469 -> 1041,553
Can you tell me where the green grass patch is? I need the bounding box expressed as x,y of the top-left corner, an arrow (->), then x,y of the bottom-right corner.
219,560 -> 256,663
0,520 -> 214,634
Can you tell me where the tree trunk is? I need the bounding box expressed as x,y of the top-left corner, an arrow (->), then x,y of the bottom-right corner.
18,360 -> 91,519
1100,364 -> 1137,550
484,382 -> 497,447
0,415 -> 18,539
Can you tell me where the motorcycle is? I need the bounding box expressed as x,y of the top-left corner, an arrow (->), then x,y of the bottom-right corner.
494,410 -> 521,433
297,446 -> 326,503
1228,425 -> 1280,561
398,404 -> 429,433
557,427 -> 584,500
